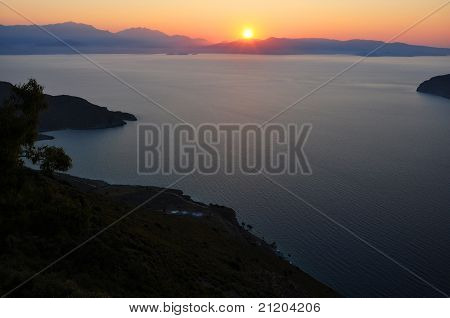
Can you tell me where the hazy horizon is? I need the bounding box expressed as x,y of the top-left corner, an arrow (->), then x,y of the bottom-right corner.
2,20 -> 450,49
1,0 -> 449,47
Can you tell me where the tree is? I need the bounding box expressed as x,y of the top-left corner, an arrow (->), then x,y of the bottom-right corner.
0,79 -> 72,175
25,145 -> 72,176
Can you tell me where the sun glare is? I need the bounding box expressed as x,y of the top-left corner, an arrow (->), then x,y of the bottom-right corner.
242,28 -> 254,39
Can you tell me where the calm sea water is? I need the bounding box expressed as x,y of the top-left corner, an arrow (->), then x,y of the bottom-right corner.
1,54 -> 449,297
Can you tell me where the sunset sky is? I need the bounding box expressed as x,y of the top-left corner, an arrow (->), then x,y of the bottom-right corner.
1,0 -> 449,47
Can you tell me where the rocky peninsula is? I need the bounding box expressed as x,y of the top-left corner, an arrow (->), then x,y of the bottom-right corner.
417,74 -> 450,100
0,81 -> 137,140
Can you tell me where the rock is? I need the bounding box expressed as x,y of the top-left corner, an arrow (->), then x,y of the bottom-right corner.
417,74 -> 450,100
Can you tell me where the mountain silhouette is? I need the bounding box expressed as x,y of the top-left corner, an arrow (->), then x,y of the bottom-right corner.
0,22 -> 207,54
1,22 -> 449,56
201,38 -> 450,56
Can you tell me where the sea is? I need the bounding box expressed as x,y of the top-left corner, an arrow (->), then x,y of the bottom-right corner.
1,54 -> 449,297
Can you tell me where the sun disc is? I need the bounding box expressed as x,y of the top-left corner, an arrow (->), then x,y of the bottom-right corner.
242,28 -> 254,39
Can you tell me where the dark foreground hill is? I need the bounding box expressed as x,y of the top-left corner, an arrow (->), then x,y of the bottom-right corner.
417,74 -> 450,99
0,168 -> 338,297
0,81 -> 136,139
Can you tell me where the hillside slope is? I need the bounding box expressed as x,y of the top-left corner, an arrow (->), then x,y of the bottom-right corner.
0,169 -> 338,297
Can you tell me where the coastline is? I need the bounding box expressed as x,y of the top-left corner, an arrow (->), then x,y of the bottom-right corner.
49,171 -> 339,297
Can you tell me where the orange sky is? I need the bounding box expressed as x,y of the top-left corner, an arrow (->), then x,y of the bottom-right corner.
1,0 -> 449,47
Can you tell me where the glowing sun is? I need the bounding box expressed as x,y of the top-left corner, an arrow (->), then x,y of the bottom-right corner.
242,28 -> 254,39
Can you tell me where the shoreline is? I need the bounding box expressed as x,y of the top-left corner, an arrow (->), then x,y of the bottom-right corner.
53,171 -> 339,297
55,172 -> 294,261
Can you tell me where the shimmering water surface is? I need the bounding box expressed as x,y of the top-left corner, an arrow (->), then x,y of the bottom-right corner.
1,54 -> 449,297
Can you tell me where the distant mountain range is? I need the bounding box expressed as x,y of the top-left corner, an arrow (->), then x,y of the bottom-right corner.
0,22 -> 208,54
1,22 -> 450,56
202,38 -> 450,57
